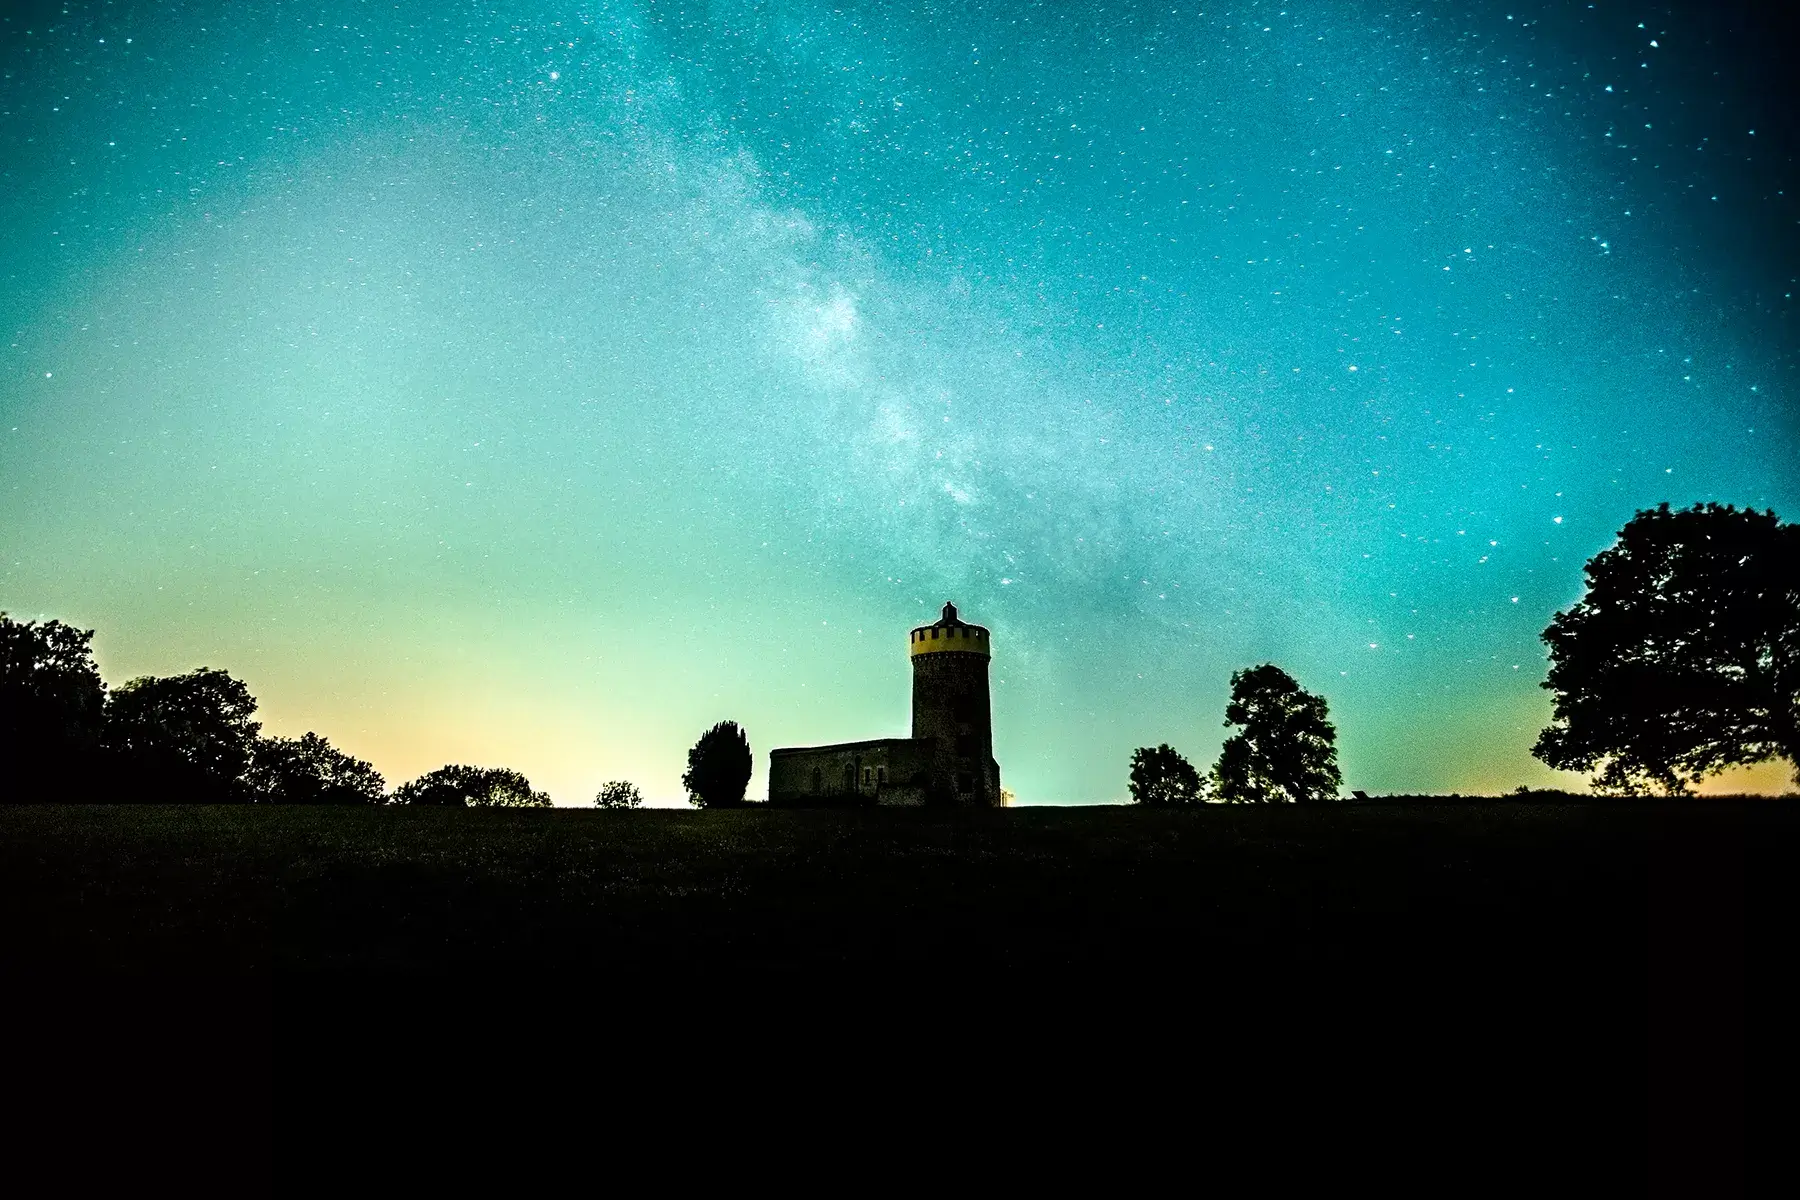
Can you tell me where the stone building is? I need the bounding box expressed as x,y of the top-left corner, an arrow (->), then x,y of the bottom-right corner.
768,602 -> 1003,807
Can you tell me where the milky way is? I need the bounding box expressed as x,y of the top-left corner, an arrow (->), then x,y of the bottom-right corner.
3,1 -> 1795,801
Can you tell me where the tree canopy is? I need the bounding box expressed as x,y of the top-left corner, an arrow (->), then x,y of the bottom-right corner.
101,669 -> 261,802
1128,744 -> 1206,806
1213,665 -> 1342,804
1533,503 -> 1800,794
682,720 -> 752,808
248,732 -> 386,804
393,764 -> 550,807
594,780 -> 643,809
1,614 -> 107,801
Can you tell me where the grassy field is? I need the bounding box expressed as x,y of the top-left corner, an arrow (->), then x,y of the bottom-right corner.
2,799 -> 1789,978
6,800 -> 1783,1189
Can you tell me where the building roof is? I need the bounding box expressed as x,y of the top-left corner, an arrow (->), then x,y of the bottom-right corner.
769,737 -> 922,757
912,600 -> 988,635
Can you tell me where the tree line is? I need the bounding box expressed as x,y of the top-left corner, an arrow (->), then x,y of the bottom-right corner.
0,609 -> 754,809
4,502 -> 1796,806
1127,502 -> 1799,803
0,632 -> 578,807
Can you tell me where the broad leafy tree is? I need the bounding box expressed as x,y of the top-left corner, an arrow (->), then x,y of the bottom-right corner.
682,720 -> 752,808
393,764 -> 550,807
1534,503 -> 1800,794
1,614 -> 107,801
1128,744 -> 1205,806
594,780 -> 643,809
102,669 -> 261,802
248,732 -> 386,804
1213,665 -> 1342,804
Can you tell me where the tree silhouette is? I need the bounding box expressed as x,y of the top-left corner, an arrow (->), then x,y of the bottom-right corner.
1213,665 -> 1342,804
594,780 -> 643,809
393,765 -> 550,807
1533,503 -> 1800,794
682,721 -> 752,808
1128,744 -> 1205,806
102,669 -> 260,803
1,614 -> 106,802
248,732 -> 386,804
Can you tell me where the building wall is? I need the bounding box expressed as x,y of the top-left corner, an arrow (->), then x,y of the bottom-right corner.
910,651 -> 992,757
768,738 -> 935,807
910,651 -> 1001,807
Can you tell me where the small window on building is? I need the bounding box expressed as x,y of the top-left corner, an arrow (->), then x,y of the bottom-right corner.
877,767 -> 887,785
863,767 -> 873,786
958,773 -> 974,792
931,627 -> 939,639
811,767 -> 822,793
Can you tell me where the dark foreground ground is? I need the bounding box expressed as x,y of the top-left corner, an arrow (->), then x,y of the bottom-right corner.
1,799 -> 1784,975
3,800 -> 1787,1190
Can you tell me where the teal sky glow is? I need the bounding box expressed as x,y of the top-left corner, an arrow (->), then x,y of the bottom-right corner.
4,1 -> 1795,801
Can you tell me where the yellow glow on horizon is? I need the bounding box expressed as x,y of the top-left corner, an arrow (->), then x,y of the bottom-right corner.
1691,759 -> 1796,797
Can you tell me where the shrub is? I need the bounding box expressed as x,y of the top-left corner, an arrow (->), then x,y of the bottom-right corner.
594,780 -> 643,809
682,721 -> 752,808
394,765 -> 550,807
248,733 -> 385,804
1128,744 -> 1205,806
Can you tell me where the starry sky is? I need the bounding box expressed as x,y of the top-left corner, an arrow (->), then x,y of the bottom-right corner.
3,0 -> 1796,803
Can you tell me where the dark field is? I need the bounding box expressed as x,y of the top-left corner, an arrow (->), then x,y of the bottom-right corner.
4,800 -> 1785,1188
0,799 -> 1787,977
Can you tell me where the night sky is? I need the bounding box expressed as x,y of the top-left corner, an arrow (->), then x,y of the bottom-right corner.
3,1 -> 1796,803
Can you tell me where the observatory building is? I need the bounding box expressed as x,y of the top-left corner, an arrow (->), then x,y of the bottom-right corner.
768,602 -> 1003,807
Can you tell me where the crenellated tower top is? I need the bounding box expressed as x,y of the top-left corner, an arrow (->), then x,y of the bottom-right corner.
908,600 -> 991,658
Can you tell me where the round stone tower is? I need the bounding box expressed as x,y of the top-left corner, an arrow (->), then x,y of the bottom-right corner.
909,601 -> 1002,807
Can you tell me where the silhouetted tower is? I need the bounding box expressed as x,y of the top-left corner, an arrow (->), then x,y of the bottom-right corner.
909,601 -> 1002,807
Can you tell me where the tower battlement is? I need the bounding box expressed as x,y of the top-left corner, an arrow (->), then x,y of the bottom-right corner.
908,601 -> 991,657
